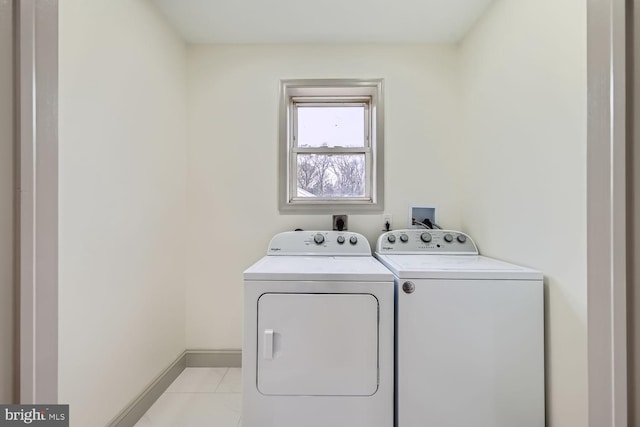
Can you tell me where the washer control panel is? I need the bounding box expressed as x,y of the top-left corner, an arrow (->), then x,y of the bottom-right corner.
268,231 -> 371,256
376,229 -> 478,255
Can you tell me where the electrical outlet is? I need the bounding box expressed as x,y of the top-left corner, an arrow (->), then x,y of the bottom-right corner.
383,213 -> 392,231
333,215 -> 348,231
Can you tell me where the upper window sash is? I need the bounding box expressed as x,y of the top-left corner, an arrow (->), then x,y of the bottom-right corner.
291,99 -> 371,150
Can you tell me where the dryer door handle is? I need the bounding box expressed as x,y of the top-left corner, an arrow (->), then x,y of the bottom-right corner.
263,329 -> 274,360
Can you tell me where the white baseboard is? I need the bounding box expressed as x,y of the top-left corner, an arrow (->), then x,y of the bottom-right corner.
185,349 -> 241,368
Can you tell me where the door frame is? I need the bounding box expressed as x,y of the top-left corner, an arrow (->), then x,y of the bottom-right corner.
16,0 -> 58,404
627,0 -> 640,424
16,0 -> 630,421
586,0 -> 628,426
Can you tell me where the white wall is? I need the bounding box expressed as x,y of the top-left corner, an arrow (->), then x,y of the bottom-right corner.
459,0 -> 587,426
58,1 -> 188,425
186,44 -> 461,348
0,0 -> 14,404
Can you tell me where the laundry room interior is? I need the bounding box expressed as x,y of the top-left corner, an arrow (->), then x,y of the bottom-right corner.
27,0 -> 588,425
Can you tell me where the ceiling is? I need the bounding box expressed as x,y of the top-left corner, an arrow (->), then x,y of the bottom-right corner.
150,0 -> 494,44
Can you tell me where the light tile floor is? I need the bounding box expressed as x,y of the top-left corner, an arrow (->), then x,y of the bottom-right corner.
134,368 -> 242,427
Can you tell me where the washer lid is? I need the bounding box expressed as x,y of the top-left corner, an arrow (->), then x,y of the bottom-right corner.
244,255 -> 394,282
375,254 -> 542,280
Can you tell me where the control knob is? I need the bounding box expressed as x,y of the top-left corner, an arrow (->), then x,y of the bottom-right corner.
314,233 -> 325,245
420,232 -> 432,243
444,234 -> 454,243
349,236 -> 358,245
387,235 -> 396,243
337,235 -> 345,244
457,234 -> 467,243
400,234 -> 409,242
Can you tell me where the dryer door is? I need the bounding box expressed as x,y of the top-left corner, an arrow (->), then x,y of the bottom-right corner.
257,293 -> 379,396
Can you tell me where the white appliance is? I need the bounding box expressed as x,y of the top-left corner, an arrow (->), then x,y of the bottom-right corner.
243,231 -> 394,427
375,229 -> 544,427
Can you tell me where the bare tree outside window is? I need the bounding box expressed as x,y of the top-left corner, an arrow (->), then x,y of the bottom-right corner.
297,154 -> 365,197
331,155 -> 365,196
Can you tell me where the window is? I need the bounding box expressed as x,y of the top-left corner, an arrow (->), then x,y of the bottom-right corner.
279,79 -> 384,213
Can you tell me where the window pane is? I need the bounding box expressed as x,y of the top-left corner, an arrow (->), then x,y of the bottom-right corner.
296,154 -> 366,198
297,106 -> 365,148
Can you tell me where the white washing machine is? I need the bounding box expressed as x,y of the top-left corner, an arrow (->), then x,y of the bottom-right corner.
375,229 -> 544,427
243,230 -> 394,427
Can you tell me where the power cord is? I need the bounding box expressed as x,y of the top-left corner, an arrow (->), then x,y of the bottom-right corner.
412,218 -> 430,229
424,218 -> 442,229
412,218 -> 443,230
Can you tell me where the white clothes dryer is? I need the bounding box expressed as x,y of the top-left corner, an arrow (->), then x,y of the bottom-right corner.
375,229 -> 544,427
243,231 -> 394,427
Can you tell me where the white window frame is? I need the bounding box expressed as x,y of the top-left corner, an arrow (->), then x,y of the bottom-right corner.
279,79 -> 384,213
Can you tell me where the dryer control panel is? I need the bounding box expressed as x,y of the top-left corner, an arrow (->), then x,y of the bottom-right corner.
268,231 -> 371,256
376,229 -> 478,255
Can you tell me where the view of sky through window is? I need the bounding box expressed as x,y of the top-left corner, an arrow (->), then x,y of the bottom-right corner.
297,106 -> 365,148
